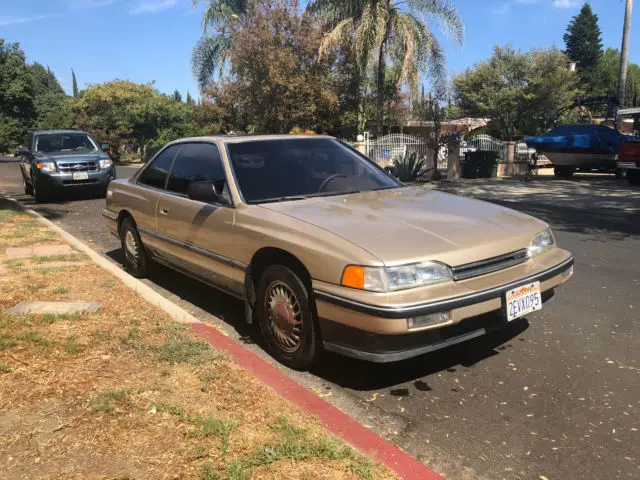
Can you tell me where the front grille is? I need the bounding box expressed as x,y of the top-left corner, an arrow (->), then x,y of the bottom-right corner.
58,161 -> 98,173
452,249 -> 529,281
62,179 -> 99,185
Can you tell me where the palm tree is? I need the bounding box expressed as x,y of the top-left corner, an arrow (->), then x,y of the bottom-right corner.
191,0 -> 249,91
617,0 -> 633,109
310,0 -> 463,136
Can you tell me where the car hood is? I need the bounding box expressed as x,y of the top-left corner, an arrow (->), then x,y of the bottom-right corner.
35,151 -> 109,163
259,187 -> 547,266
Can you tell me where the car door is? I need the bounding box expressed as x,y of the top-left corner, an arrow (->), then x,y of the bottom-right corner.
132,144 -> 181,252
155,142 -> 243,297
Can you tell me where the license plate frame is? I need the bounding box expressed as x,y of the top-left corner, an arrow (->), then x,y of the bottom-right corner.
72,172 -> 89,181
504,281 -> 542,322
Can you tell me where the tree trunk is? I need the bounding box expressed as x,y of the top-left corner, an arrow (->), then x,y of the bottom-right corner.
618,0 -> 633,111
376,42 -> 386,137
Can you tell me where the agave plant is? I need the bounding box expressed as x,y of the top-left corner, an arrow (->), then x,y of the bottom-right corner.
392,151 -> 425,182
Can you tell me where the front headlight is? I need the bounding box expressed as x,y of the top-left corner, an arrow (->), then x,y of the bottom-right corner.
99,159 -> 113,169
341,261 -> 453,292
528,228 -> 555,257
36,162 -> 56,172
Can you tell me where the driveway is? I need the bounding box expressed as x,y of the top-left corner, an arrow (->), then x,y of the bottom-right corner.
1,158 -> 638,480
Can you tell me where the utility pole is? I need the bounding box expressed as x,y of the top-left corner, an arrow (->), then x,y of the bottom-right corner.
618,0 -> 633,109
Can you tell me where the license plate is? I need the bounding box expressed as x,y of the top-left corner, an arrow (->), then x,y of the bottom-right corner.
72,172 -> 89,181
505,282 -> 542,321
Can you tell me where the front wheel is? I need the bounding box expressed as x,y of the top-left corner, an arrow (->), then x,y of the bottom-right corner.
628,170 -> 640,186
119,217 -> 150,278
255,265 -> 320,370
32,176 -> 48,203
22,172 -> 33,195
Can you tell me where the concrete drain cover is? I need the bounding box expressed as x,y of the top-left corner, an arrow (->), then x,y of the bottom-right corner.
7,301 -> 101,315
5,245 -> 73,260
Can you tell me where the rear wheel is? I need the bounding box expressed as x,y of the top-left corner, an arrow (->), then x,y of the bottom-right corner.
628,170 -> 640,186
255,265 -> 320,370
119,217 -> 149,278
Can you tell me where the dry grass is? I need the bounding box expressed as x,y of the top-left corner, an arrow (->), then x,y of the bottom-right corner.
0,200 -> 397,480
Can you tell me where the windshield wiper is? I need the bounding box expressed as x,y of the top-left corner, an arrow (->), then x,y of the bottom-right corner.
257,195 -> 308,204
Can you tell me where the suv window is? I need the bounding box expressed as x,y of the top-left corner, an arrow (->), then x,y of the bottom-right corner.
166,143 -> 226,196
138,145 -> 180,189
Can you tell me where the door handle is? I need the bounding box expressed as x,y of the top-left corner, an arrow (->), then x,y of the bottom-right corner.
159,208 -> 169,215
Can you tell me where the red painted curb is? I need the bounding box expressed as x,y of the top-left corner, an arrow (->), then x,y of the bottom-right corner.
189,322 -> 444,480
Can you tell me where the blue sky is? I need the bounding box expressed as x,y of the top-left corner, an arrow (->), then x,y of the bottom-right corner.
1,0 -> 637,97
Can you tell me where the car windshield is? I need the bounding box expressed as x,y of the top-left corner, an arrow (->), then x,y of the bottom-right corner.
227,138 -> 399,203
34,133 -> 98,153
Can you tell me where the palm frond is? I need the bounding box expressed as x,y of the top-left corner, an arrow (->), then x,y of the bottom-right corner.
318,18 -> 354,60
406,0 -> 464,45
196,0 -> 248,34
191,35 -> 232,90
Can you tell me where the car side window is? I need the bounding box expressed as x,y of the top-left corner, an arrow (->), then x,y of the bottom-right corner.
138,145 -> 180,190
166,143 -> 227,197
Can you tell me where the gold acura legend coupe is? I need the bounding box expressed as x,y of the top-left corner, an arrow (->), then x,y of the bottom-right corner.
104,136 -> 574,369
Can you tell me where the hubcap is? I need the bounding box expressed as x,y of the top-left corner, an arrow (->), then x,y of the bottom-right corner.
265,281 -> 303,353
124,230 -> 139,263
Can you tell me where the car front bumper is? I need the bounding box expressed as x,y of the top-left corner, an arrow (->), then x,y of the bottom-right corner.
618,161 -> 640,171
36,167 -> 116,192
313,249 -> 574,362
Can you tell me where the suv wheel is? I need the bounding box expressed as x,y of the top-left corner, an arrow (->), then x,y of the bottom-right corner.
120,217 -> 149,278
22,172 -> 33,195
255,265 -> 319,370
628,170 -> 640,186
32,176 -> 47,203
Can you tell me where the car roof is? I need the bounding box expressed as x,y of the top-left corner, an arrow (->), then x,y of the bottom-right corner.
33,129 -> 90,135
168,134 -> 336,145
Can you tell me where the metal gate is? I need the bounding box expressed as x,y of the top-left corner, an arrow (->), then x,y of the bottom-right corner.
459,134 -> 504,161
366,134 -> 428,167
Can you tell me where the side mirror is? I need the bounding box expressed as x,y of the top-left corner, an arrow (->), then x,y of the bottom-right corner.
187,181 -> 230,205
101,144 -> 110,151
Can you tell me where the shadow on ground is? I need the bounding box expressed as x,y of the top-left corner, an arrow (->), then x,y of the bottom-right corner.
106,246 -> 527,390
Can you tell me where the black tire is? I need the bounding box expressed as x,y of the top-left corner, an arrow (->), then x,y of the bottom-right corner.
628,170 -> 640,186
554,166 -> 574,178
119,217 -> 149,278
615,168 -> 625,179
22,171 -> 33,195
32,176 -> 47,203
255,265 -> 319,370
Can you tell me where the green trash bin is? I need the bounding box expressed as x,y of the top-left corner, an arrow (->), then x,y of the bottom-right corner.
462,151 -> 481,178
479,151 -> 501,178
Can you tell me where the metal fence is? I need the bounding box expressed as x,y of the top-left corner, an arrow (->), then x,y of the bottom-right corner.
365,134 -> 428,168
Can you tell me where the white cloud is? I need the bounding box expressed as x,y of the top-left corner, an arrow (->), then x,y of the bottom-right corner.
131,0 -> 181,14
553,0 -> 580,8
0,15 -> 56,26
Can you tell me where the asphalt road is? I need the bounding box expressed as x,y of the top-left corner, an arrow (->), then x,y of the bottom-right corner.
1,157 -> 638,480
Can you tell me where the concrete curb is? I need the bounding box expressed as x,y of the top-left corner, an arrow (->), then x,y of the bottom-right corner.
1,194 -> 444,480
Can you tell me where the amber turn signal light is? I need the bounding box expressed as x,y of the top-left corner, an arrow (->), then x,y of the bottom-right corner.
341,266 -> 365,289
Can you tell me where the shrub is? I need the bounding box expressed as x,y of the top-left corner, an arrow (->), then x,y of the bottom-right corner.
392,151 -> 425,182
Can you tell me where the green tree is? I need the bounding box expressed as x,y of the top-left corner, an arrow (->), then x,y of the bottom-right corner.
186,91 -> 194,104
191,0 -> 249,90
309,0 -> 463,136
227,0 -> 339,133
592,48 -> 640,107
563,2 -> 603,84
454,46 -> 583,139
172,89 -> 183,102
72,68 -> 79,97
0,40 -> 36,152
